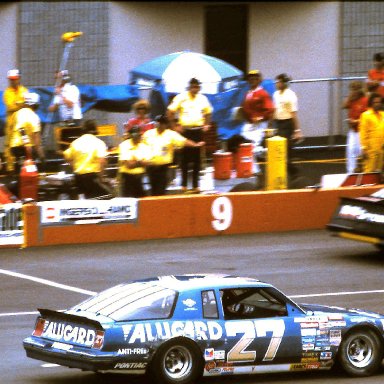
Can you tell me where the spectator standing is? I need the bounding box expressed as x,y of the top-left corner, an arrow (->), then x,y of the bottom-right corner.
167,78 -> 213,193
63,119 -> 111,199
359,93 -> 384,173
367,53 -> 384,99
342,81 -> 368,173
118,125 -> 150,198
143,114 -> 205,196
9,92 -> 45,174
123,99 -> 155,139
242,70 -> 274,174
3,69 -> 29,173
273,73 -> 303,177
48,70 -> 82,126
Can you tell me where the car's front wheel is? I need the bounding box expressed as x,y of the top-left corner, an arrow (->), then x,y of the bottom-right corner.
148,338 -> 203,384
338,329 -> 383,377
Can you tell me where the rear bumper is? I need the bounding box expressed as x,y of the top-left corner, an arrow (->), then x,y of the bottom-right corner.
24,341 -> 115,371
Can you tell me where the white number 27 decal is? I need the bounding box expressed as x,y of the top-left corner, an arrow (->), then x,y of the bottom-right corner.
226,319 -> 285,363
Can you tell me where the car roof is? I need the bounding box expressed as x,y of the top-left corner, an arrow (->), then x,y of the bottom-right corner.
134,274 -> 272,292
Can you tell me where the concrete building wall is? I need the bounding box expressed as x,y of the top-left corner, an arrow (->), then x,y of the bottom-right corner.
248,2 -> 341,137
0,3 -> 18,91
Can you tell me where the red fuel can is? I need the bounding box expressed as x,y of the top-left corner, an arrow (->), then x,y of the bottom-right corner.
19,158 -> 39,200
235,143 -> 254,178
213,151 -> 233,180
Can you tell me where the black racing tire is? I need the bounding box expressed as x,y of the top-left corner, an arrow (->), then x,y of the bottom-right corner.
337,329 -> 384,377
148,338 -> 203,384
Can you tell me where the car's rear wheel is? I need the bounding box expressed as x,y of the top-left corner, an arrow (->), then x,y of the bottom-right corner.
148,339 -> 203,384
338,329 -> 383,377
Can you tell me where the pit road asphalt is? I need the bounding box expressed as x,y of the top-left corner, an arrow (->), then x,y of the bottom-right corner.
1,229 -> 383,384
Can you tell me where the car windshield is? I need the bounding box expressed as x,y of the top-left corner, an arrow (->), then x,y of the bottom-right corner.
71,282 -> 177,321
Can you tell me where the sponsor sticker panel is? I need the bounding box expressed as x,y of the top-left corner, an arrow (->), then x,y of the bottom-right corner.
0,203 -> 23,245
39,198 -> 138,225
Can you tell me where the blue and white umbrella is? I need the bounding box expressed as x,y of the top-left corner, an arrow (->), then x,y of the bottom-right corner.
130,51 -> 244,95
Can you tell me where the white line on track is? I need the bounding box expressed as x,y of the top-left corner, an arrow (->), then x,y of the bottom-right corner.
42,363 -> 61,368
0,311 -> 39,317
0,268 -> 96,296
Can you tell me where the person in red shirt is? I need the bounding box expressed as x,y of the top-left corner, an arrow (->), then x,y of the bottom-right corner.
367,52 -> 384,98
123,99 -> 155,139
342,80 -> 368,173
241,70 -> 274,174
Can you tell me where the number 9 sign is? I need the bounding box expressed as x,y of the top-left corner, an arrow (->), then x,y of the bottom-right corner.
211,196 -> 233,231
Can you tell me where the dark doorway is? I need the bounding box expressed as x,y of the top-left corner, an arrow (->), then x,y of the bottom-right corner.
204,4 -> 248,74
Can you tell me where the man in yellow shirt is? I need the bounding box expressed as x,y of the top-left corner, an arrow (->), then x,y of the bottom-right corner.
359,93 -> 384,173
63,119 -> 111,199
118,125 -> 150,198
143,114 -> 205,196
3,69 -> 29,173
9,92 -> 45,174
167,78 -> 213,193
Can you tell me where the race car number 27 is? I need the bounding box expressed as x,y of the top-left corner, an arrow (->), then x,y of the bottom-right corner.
226,319 -> 285,363
211,197 -> 233,231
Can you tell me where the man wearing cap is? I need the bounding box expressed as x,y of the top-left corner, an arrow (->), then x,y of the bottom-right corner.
9,92 -> 45,175
123,99 -> 155,140
118,125 -> 151,198
3,69 -> 29,173
63,119 -> 111,199
367,53 -> 384,99
167,77 -> 213,193
143,114 -> 205,196
242,70 -> 274,174
48,70 -> 82,126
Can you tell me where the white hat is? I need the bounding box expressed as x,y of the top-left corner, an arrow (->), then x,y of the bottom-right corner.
7,69 -> 21,79
24,92 -> 40,105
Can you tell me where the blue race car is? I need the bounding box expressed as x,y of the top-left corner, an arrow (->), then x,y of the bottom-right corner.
23,274 -> 384,383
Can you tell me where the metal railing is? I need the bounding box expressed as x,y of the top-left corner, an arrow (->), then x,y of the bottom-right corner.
290,75 -> 368,151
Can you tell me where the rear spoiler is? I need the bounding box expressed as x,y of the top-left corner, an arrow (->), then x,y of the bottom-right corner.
38,308 -> 104,330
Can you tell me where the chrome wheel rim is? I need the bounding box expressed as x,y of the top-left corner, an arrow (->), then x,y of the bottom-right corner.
163,345 -> 193,380
346,335 -> 373,368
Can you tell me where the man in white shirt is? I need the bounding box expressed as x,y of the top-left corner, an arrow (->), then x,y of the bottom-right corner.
49,70 -> 82,126
273,73 -> 303,177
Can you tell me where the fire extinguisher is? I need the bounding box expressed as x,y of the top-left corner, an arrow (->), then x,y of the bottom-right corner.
19,146 -> 39,201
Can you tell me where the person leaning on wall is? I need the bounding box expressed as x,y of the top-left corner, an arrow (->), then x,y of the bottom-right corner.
63,119 -> 112,199
118,125 -> 150,198
142,114 -> 205,196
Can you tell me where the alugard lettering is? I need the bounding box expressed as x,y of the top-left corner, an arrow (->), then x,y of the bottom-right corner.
42,321 -> 95,346
122,321 -> 223,343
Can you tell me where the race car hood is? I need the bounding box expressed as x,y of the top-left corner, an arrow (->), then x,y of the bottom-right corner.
299,303 -> 384,319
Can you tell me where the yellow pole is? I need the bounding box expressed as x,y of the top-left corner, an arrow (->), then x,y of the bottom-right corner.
266,136 -> 287,190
